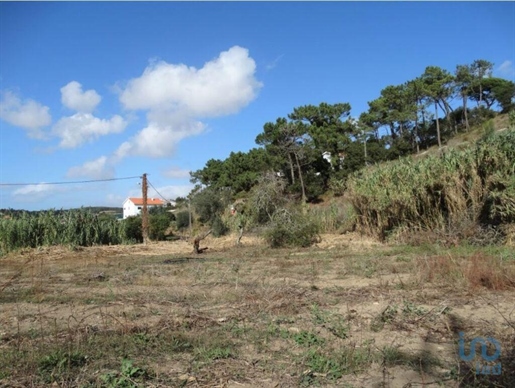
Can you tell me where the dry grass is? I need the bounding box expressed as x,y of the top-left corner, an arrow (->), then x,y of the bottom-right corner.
0,237 -> 514,387
417,252 -> 515,291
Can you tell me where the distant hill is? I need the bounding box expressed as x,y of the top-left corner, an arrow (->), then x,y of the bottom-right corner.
0,207 -> 123,217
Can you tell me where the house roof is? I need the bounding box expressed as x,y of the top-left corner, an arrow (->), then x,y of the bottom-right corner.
127,197 -> 165,206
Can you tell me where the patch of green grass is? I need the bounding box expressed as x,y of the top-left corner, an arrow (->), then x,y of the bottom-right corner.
38,350 -> 87,384
100,358 -> 149,388
310,304 -> 349,339
194,345 -> 235,361
293,331 -> 325,347
402,300 -> 426,316
301,344 -> 377,385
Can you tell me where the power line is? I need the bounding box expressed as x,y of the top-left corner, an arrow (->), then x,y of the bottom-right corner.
147,179 -> 170,203
0,176 -> 141,187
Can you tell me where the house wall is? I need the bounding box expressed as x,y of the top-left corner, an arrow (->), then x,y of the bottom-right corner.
122,199 -> 163,219
123,200 -> 140,219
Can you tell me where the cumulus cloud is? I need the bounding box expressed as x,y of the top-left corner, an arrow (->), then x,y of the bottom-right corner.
497,60 -> 515,78
120,46 -> 262,116
113,46 -> 262,160
61,81 -> 101,113
162,166 -> 191,179
113,113 -> 205,159
0,90 -> 51,137
67,156 -> 115,179
52,113 -> 127,148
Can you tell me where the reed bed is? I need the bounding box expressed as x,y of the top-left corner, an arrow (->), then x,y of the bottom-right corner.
0,209 -> 131,254
347,129 -> 515,241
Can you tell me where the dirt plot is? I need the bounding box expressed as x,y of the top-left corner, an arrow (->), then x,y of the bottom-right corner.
0,234 -> 514,387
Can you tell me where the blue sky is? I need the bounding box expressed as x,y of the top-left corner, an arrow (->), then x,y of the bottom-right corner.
1,2 -> 514,211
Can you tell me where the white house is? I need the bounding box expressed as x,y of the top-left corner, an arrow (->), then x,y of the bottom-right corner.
122,197 -> 165,219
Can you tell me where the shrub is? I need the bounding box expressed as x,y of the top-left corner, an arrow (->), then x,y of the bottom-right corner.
123,216 -> 143,243
246,173 -> 287,226
212,215 -> 229,237
263,208 -> 320,248
192,188 -> 226,224
148,213 -> 172,241
175,211 -> 191,230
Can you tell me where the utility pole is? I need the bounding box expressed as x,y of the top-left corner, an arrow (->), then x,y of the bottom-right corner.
142,173 -> 149,244
188,197 -> 192,238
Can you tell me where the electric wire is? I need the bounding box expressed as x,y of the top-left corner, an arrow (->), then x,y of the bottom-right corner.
147,179 -> 171,203
0,176 -> 141,187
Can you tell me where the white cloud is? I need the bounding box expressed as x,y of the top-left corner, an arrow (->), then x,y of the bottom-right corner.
128,184 -> 193,201
497,60 -> 515,78
67,156 -> 115,179
113,114 -> 205,159
111,46 -> 262,160
120,46 -> 262,117
162,166 -> 191,179
152,185 -> 194,200
266,54 -> 284,70
12,183 -> 69,202
61,81 -> 101,113
0,90 -> 51,137
105,193 -> 126,207
52,113 -> 127,148
13,183 -> 54,196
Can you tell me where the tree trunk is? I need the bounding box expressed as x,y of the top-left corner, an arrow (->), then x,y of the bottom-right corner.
294,152 -> 307,202
435,102 -> 442,148
193,229 -> 212,254
414,118 -> 420,154
363,135 -> 367,163
463,93 -> 470,132
287,153 -> 295,184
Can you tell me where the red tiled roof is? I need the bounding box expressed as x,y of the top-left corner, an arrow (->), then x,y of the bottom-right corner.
128,197 -> 165,206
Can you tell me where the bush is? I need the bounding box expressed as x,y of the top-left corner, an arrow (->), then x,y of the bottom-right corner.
212,215 -> 229,237
246,173 -> 287,226
123,216 -> 143,243
175,211 -> 191,230
263,208 -> 320,248
192,188 -> 226,224
149,213 -> 172,241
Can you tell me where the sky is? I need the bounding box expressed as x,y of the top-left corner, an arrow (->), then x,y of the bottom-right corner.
1,1 -> 514,211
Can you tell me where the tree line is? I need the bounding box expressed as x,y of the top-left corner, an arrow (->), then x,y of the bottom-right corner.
189,59 -> 514,203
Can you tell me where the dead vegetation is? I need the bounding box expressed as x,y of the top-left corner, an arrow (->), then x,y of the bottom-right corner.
0,234 -> 514,387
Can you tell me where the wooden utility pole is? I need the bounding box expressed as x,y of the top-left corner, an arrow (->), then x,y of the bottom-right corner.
188,197 -> 192,238
142,173 -> 149,244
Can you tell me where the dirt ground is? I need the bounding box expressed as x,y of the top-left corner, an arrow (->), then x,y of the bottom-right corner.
0,233 -> 514,387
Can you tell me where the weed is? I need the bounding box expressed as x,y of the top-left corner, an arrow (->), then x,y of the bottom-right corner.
293,331 -> 325,347
402,300 -> 426,316
195,345 -> 234,361
371,305 -> 398,332
100,358 -> 148,388
38,350 -> 87,384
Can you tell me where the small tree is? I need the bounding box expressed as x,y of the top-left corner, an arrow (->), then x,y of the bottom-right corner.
123,216 -> 143,243
175,211 -> 191,230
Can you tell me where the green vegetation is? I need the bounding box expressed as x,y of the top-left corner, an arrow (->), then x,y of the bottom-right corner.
0,206 -> 177,254
0,208 -> 129,253
178,58 -> 515,248
347,129 -> 515,242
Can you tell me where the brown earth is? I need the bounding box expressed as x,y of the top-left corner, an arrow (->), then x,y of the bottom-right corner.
0,233 -> 513,387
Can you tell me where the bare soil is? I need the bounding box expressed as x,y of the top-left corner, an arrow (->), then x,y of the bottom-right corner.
0,233 -> 514,387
